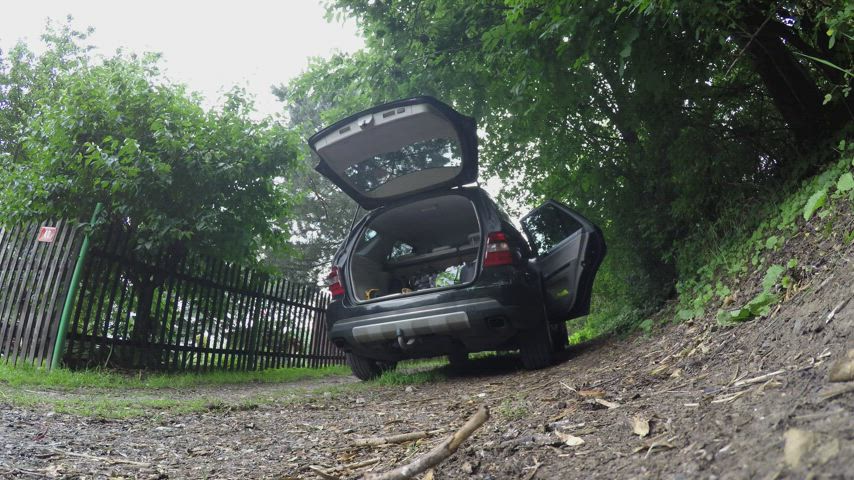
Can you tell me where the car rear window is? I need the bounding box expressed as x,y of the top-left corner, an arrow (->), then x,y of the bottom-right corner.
343,138 -> 462,192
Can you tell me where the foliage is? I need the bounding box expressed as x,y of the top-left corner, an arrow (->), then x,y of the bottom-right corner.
279,0 -> 854,339
677,146 -> 854,326
837,172 -> 854,193
803,189 -> 828,221
0,23 -> 301,264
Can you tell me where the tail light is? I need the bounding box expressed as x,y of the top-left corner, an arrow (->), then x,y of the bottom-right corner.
483,231 -> 513,267
325,266 -> 345,297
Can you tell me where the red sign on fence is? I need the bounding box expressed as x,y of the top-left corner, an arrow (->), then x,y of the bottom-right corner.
37,227 -> 58,243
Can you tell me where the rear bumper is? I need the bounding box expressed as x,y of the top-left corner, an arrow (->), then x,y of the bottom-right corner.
327,283 -> 544,361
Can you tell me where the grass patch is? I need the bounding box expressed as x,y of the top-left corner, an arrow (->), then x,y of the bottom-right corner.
0,362 -> 349,390
0,380 -> 363,419
373,368 -> 447,386
498,396 -> 530,420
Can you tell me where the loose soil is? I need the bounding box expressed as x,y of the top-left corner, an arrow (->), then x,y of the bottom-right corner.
2,213 -> 853,479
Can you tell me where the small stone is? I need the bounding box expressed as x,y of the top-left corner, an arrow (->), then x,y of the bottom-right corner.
784,428 -> 816,468
828,349 -> 854,382
405,386 -> 414,393
355,397 -> 366,404
461,461 -> 474,474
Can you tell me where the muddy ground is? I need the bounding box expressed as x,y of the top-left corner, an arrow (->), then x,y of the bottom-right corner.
2,213 -> 853,479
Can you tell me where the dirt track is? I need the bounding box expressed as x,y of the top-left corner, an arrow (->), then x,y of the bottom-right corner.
2,214 -> 853,479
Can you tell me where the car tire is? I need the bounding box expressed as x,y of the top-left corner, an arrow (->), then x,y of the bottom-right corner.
346,353 -> 383,380
519,321 -> 554,370
552,321 -> 569,352
378,360 -> 398,372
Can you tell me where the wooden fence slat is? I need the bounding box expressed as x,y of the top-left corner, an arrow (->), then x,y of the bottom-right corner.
12,222 -> 54,364
30,220 -> 78,365
0,221 -> 83,367
20,220 -> 69,363
2,223 -> 44,361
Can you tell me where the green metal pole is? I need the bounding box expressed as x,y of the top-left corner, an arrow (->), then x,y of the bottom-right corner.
51,203 -> 103,370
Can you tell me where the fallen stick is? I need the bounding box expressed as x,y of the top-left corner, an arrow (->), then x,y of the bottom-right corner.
46,448 -> 150,467
353,430 -> 445,446
340,457 -> 381,470
818,383 -> 854,401
732,369 -> 785,388
364,406 -> 490,480
308,465 -> 340,480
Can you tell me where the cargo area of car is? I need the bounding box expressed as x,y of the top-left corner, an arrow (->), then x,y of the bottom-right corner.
348,194 -> 481,301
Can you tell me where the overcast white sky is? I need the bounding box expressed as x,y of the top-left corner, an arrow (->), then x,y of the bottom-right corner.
0,0 -> 364,117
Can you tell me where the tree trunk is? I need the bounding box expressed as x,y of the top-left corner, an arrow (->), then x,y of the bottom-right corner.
739,9 -> 832,148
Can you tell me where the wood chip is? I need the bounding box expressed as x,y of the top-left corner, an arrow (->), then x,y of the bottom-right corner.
555,431 -> 585,446
578,389 -> 605,398
594,398 -> 620,409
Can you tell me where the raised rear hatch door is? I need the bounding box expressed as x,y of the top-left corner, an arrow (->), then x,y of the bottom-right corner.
309,97 -> 478,210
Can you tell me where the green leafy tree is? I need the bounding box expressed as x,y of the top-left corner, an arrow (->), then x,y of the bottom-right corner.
281,0 -> 852,326
0,25 -> 302,354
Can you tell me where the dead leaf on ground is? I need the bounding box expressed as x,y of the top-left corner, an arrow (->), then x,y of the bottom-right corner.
631,416 -> 650,438
828,349 -> 854,383
555,431 -> 585,446
421,469 -> 434,480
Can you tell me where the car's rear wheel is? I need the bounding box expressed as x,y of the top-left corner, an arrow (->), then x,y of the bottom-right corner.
552,321 -> 569,352
518,320 -> 554,370
377,360 -> 398,372
346,353 -> 383,380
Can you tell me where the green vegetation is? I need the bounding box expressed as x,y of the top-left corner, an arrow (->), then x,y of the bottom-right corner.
278,0 -> 854,340
0,362 -> 348,390
0,362 -> 353,418
676,146 -> 854,327
0,24 -> 301,262
0,24 -> 305,354
373,368 -> 447,386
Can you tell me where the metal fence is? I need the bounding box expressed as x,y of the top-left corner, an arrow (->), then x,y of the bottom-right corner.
64,227 -> 343,370
0,220 -> 82,366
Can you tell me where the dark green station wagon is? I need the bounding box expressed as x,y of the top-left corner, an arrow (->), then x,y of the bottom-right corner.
309,97 -> 606,380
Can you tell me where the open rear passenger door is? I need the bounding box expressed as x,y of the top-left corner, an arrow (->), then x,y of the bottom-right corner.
521,201 -> 606,321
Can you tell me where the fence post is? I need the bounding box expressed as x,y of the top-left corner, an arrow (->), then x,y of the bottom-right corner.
50,203 -> 103,370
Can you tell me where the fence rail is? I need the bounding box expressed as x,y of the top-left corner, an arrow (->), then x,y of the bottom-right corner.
0,220 -> 82,366
65,227 -> 343,371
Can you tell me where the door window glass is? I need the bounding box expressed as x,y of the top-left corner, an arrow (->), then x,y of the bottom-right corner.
522,204 -> 583,256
